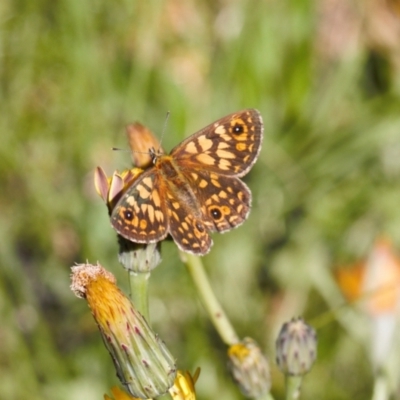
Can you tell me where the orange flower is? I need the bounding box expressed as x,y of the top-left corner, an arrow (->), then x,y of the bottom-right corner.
335,262 -> 365,303
104,386 -> 143,400
362,238 -> 400,314
336,237 -> 400,368
336,237 -> 400,314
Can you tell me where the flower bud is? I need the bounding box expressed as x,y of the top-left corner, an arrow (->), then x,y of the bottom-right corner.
118,239 -> 162,273
227,338 -> 271,398
71,263 -> 176,398
275,318 -> 317,376
94,166 -> 143,213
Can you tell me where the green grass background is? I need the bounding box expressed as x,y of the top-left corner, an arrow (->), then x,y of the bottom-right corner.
2,1 -> 400,399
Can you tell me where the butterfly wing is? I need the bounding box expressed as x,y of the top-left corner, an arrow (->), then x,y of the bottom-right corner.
110,168 -> 170,243
126,122 -> 165,168
171,109 -> 263,177
178,168 -> 252,233
166,198 -> 213,255
110,109 -> 262,254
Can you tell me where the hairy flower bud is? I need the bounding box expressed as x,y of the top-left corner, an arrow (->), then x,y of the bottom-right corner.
227,338 -> 270,398
275,318 -> 317,376
71,263 -> 176,398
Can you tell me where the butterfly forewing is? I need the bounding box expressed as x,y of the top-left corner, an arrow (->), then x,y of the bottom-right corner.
171,109 -> 263,177
126,122 -> 165,168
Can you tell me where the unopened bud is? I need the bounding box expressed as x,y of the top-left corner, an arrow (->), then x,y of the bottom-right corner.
94,166 -> 143,213
118,239 -> 162,273
227,338 -> 271,398
275,318 -> 317,376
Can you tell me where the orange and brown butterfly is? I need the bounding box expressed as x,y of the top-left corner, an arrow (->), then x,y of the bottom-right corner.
110,109 -> 264,256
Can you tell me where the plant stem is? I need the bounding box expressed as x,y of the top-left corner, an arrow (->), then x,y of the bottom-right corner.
285,376 -> 303,400
372,372 -> 390,400
128,270 -> 150,321
180,252 -> 239,345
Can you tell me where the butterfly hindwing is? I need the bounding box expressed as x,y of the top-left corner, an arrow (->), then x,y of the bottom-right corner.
179,168 -> 252,233
166,198 -> 213,255
111,169 -> 169,243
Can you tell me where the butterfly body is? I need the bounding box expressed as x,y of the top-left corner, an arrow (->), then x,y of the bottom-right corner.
111,109 -> 263,255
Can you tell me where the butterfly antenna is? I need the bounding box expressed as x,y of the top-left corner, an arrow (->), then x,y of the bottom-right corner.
158,111 -> 170,152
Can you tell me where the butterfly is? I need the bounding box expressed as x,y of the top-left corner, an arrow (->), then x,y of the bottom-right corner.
111,109 -> 264,255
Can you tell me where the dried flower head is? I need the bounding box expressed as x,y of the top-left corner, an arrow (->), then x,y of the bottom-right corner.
71,262 -> 176,398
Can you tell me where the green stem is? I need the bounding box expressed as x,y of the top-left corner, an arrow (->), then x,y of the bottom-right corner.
128,271 -> 151,321
258,393 -> 276,400
372,371 -> 390,400
180,252 -> 239,345
285,376 -> 303,400
118,241 -> 162,322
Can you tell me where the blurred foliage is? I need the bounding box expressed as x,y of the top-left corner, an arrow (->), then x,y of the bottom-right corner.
2,0 -> 400,399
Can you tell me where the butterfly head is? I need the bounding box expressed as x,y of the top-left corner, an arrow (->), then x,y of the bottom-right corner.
149,146 -> 164,165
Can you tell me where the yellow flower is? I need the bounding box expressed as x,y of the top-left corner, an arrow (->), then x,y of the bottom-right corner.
169,369 -> 200,400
